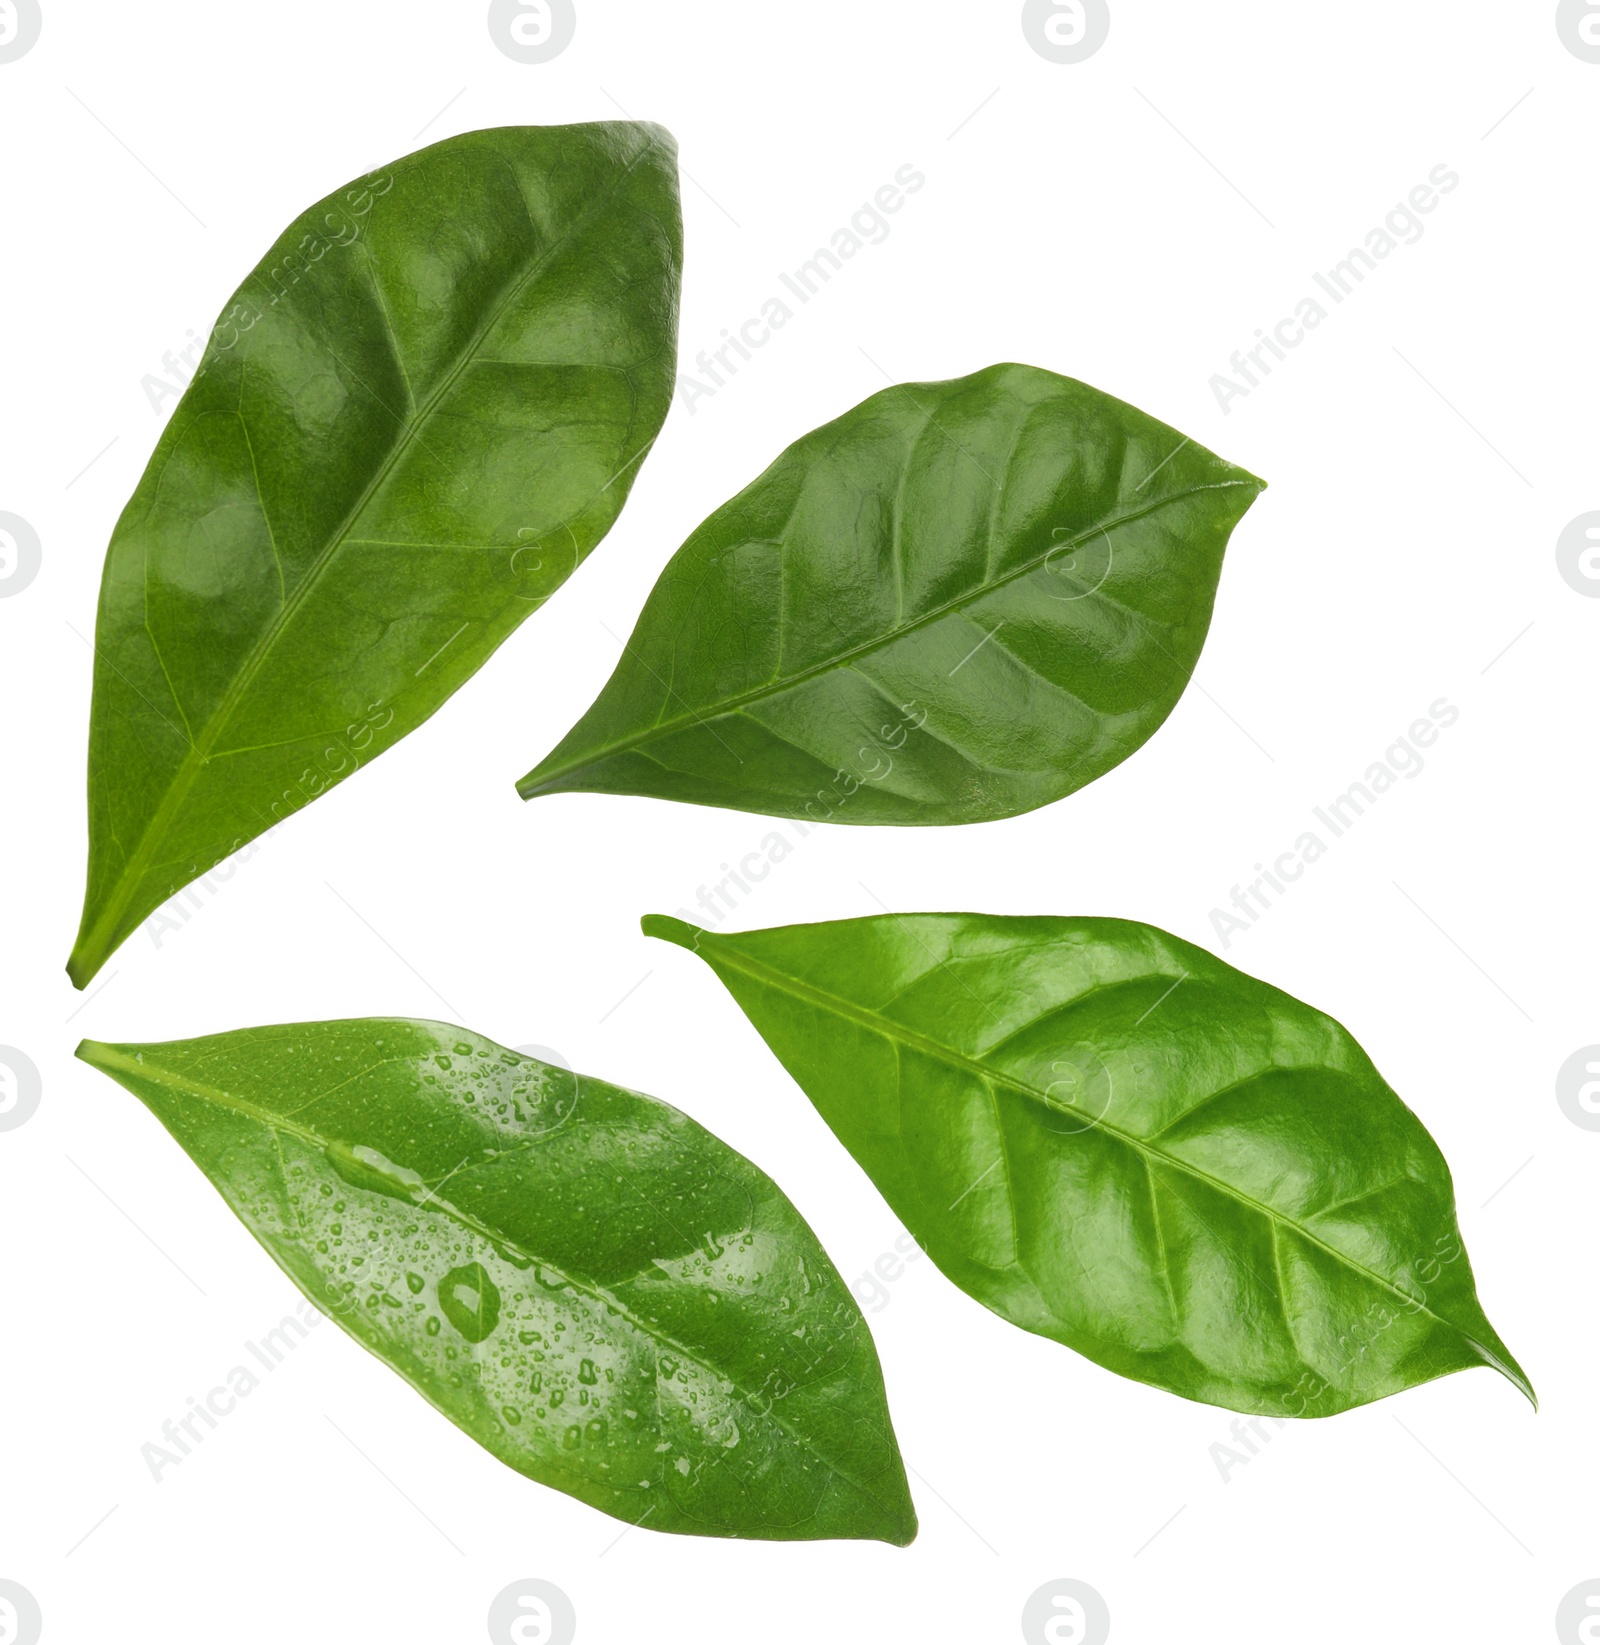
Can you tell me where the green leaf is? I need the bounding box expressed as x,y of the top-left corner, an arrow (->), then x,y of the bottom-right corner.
77,1021 -> 916,1545
521,365 -> 1263,824
69,123 -> 683,987
644,912 -> 1534,1419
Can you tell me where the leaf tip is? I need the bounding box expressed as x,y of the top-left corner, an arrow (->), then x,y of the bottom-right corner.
1467,1329 -> 1537,1412
843,1476 -> 917,1546
1500,1355 -> 1539,1414
76,1038 -> 144,1086
1221,461 -> 1268,500
65,942 -> 101,993
515,762 -> 574,803
640,914 -> 705,952
74,1038 -> 114,1071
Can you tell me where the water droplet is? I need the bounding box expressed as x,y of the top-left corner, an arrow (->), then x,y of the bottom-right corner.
406,1272 -> 425,1294
562,1425 -> 582,1450
325,1142 -> 428,1207
437,1262 -> 501,1343
578,1358 -> 598,1386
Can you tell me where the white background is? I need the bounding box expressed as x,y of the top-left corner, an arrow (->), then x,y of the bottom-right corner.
2,3 -> 1596,1641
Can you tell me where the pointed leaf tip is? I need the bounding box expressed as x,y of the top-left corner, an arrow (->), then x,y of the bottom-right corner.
66,944 -> 102,993
1484,1342 -> 1538,1412
641,914 -> 705,950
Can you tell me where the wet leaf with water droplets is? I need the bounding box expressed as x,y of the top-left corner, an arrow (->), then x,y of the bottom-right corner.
77,1019 -> 915,1543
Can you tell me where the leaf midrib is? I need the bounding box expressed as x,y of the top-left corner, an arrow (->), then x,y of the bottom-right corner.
686,935 -> 1508,1360
524,478 -> 1258,789
86,137 -> 659,959
87,1042 -> 902,1520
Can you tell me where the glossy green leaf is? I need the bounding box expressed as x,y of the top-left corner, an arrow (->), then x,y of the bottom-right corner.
77,1021 -> 914,1544
645,912 -> 1533,1419
521,364 -> 1263,824
69,122 -> 683,987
